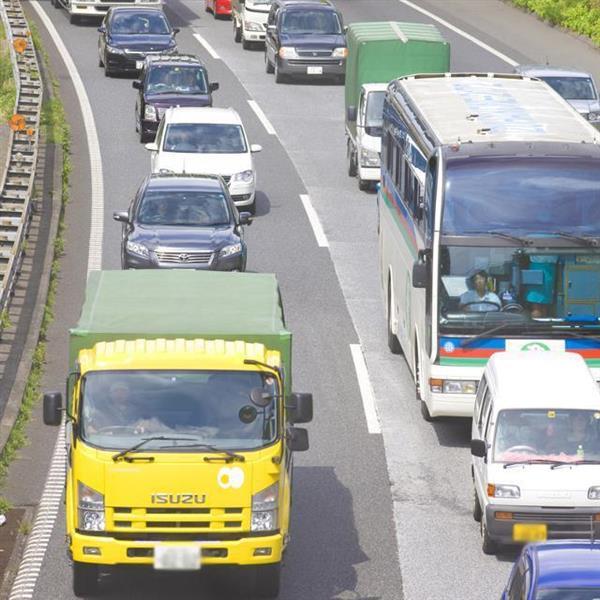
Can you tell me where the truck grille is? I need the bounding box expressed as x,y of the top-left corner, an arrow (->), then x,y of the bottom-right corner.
154,249 -> 213,265
511,511 -> 600,538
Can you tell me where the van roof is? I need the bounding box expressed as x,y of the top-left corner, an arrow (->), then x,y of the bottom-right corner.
486,352 -> 600,411
164,106 -> 241,125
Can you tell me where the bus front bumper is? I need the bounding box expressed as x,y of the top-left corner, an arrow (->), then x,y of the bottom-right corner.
70,530 -> 283,567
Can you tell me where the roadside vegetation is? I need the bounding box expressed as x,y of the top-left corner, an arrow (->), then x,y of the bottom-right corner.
511,0 -> 600,46
0,21 -> 17,121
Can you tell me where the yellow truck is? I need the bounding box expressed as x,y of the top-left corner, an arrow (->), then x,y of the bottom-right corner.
43,270 -> 313,598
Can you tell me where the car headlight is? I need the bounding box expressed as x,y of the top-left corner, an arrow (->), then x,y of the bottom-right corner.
332,47 -> 348,58
78,482 -> 105,531
144,105 -> 157,121
487,484 -> 520,499
588,111 -> 600,122
106,45 -> 124,55
244,21 -> 262,31
589,486 -> 600,499
220,243 -> 242,258
251,482 -> 278,532
278,47 -> 298,59
126,240 -> 150,258
360,148 -> 380,167
232,169 -> 254,183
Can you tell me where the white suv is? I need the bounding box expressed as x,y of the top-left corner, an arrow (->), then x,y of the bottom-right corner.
146,107 -> 262,213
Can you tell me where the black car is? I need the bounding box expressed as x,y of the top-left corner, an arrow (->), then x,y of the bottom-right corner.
133,54 -> 220,143
98,7 -> 179,77
264,0 -> 347,84
113,174 -> 251,270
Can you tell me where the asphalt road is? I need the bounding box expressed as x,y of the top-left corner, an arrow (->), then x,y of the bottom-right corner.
5,1 -> 600,599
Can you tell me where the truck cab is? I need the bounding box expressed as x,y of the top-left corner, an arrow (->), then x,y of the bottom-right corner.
232,0 -> 272,49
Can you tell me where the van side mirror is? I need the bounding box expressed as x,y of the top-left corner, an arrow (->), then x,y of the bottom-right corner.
347,105 -> 357,122
288,392 -> 313,424
209,82 -> 220,93
239,212 -> 252,225
132,80 -> 142,90
412,261 -> 429,288
287,427 -> 309,452
250,144 -> 262,153
471,439 -> 487,458
113,211 -> 129,223
145,142 -> 158,152
173,27 -> 180,35
97,26 -> 106,33
43,392 -> 63,426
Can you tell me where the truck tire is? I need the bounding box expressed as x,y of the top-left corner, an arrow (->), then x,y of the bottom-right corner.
473,488 -> 482,522
252,563 -> 281,599
481,519 -> 498,555
72,562 -> 99,597
347,143 -> 357,177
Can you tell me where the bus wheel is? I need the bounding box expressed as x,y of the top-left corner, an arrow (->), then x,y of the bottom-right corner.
386,286 -> 402,354
416,355 -> 433,421
72,562 -> 99,597
252,563 -> 281,598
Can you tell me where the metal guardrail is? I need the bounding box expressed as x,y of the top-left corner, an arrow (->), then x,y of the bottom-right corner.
0,0 -> 42,317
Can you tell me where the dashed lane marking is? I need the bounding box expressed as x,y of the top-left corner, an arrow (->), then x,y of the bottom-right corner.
193,32 -> 221,60
299,194 -> 329,248
247,100 -> 277,136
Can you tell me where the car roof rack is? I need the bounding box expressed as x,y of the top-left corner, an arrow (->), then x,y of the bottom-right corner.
144,54 -> 205,67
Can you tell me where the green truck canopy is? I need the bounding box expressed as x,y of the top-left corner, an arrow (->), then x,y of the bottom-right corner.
70,271 -> 291,383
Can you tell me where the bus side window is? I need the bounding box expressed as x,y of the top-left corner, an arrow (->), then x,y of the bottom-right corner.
403,159 -> 415,214
424,157 -> 437,242
394,144 -> 403,193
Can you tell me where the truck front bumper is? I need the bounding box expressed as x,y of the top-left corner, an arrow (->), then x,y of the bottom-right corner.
70,530 -> 283,566
358,165 -> 380,182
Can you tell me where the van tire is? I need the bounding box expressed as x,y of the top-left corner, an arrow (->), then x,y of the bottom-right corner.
265,52 -> 274,74
252,563 -> 281,598
274,60 -> 286,84
72,562 -> 99,597
481,520 -> 498,555
473,489 -> 482,522
386,283 -> 402,354
234,20 -> 242,43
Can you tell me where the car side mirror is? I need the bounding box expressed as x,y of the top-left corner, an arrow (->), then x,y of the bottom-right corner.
209,82 -> 220,93
239,212 -> 252,225
471,439 -> 487,458
267,25 -> 276,34
288,392 -> 313,424
250,144 -> 262,153
412,260 -> 429,289
132,80 -> 142,90
287,427 -> 309,452
343,25 -> 348,33
113,211 -> 129,223
43,392 -> 63,426
347,105 -> 357,122
173,27 -> 180,35
145,142 -> 158,152
97,26 -> 106,33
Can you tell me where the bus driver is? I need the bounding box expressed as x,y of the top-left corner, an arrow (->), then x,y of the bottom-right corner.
459,269 -> 501,313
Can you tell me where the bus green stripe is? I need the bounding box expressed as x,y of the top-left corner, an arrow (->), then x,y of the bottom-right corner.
441,357 -> 600,368
381,190 -> 418,259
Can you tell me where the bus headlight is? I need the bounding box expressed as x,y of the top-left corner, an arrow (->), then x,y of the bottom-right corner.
78,482 -> 105,531
251,482 -> 278,532
430,378 -> 478,394
360,148 -> 380,167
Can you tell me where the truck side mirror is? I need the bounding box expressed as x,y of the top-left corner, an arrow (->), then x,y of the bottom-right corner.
43,392 -> 63,426
132,80 -> 142,90
471,439 -> 487,458
288,392 -> 313,423
412,261 -> 429,288
347,105 -> 357,122
209,82 -> 219,93
287,427 -> 309,452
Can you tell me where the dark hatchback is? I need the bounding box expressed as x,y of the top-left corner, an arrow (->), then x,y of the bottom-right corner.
113,174 -> 251,271
133,54 -> 219,143
98,7 -> 179,77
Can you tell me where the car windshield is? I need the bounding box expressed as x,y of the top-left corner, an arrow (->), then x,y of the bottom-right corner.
164,123 -> 247,154
80,370 -> 279,451
443,158 -> 600,236
439,246 -> 600,331
540,76 -> 597,100
537,589 -> 600,599
281,9 -> 342,34
110,12 -> 171,35
493,409 -> 600,463
137,189 -> 230,226
365,90 -> 385,136
146,66 -> 207,95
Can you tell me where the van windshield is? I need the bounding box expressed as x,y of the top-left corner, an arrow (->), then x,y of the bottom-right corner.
493,409 -> 600,463
80,370 -> 279,451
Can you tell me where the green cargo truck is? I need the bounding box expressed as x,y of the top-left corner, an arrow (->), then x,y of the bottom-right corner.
345,22 -> 450,190
44,270 -> 312,598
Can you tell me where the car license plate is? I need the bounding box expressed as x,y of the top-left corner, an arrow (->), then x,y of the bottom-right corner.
154,545 -> 200,571
307,66 -> 323,75
513,523 -> 547,543
135,60 -> 144,70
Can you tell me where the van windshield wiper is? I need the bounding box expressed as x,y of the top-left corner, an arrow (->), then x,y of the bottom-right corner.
551,459 -> 600,469
112,436 -> 199,462
160,442 -> 245,463
503,459 -> 566,468
550,231 -> 600,247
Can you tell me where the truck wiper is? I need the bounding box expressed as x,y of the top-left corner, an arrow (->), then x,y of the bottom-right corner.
550,231 -> 600,247
551,459 -> 600,469
503,459 -> 566,468
161,442 -> 245,463
112,436 -> 199,462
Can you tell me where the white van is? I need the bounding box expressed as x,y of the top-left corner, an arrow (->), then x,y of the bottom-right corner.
471,352 -> 600,555
232,0 -> 271,49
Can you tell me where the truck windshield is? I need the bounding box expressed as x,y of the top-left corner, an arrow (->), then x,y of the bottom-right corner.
540,76 -> 597,100
443,158 -> 600,236
365,91 -> 385,136
80,370 -> 279,451
493,409 -> 600,464
439,245 -> 600,332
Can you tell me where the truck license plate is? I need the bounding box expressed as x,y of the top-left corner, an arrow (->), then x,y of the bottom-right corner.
307,66 -> 323,75
136,60 -> 144,70
513,523 -> 547,543
154,545 -> 200,571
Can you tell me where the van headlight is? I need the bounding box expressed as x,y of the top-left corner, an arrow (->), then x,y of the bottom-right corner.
588,111 -> 600,123
588,486 -> 600,499
360,148 -> 380,167
144,105 -> 157,121
106,45 -> 124,55
244,21 -> 262,31
278,47 -> 298,59
251,482 -> 278,531
232,170 -> 254,183
332,47 -> 348,58
220,243 -> 242,258
487,484 -> 520,499
78,482 -> 105,531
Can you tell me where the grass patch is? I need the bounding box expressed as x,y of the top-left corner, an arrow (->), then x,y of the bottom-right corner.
0,24 -> 16,121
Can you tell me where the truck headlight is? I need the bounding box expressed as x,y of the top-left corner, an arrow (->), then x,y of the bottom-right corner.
278,47 -> 298,59
232,169 -> 254,183
251,482 -> 278,532
220,243 -> 242,258
126,240 -> 150,258
332,47 -> 348,58
360,148 -> 380,167
487,484 -> 520,499
244,21 -> 262,31
78,482 -> 105,531
589,486 -> 600,499
588,111 -> 600,123
144,105 -> 157,121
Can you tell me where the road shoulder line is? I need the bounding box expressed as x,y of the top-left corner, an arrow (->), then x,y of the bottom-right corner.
299,194 -> 329,248
349,344 -> 381,434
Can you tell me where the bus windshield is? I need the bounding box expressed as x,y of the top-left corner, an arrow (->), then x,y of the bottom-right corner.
443,158 -> 600,236
439,245 -> 600,331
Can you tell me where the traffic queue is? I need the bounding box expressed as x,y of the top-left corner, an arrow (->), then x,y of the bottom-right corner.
48,0 -> 600,598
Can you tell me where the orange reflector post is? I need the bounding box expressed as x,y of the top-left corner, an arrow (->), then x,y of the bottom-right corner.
487,484 -> 495,497
495,512 -> 513,521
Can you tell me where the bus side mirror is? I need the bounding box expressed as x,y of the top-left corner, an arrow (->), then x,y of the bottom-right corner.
412,261 -> 429,288
287,427 -> 309,452
288,392 -> 313,423
43,392 -> 63,426
471,439 -> 487,458
347,106 -> 357,122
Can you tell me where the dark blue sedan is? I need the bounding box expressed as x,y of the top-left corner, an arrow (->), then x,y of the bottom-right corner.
502,540 -> 600,599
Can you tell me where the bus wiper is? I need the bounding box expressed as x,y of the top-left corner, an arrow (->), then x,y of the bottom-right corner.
165,443 -> 245,462
488,231 -> 532,246
460,322 -> 523,348
550,231 -> 600,247
504,459 -> 565,468
551,459 -> 600,469
112,436 -> 198,462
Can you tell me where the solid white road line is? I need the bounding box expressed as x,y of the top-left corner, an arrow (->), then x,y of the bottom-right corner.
299,194 -> 329,248
193,32 -> 221,60
398,0 -> 519,67
247,100 -> 277,136
350,344 -> 381,434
